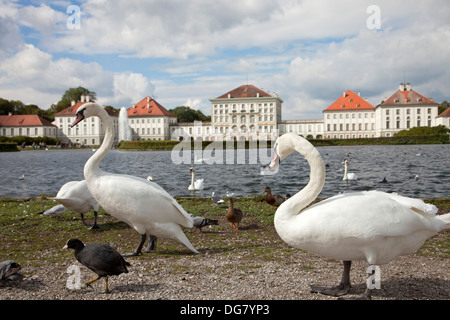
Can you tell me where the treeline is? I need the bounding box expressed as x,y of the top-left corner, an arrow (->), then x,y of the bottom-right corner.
0,87 -> 210,124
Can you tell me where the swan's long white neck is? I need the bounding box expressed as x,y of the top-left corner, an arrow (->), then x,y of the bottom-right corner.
191,170 -> 195,186
343,161 -> 348,180
84,107 -> 114,181
274,136 -> 325,227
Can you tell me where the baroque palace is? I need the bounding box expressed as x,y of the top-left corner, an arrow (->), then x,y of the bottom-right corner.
1,83 -> 449,145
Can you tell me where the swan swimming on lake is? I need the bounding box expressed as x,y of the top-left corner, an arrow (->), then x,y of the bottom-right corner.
342,159 -> 358,181
188,167 -> 204,191
268,133 -> 450,299
71,103 -> 198,256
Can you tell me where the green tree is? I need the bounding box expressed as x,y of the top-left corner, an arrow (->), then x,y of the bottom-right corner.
438,101 -> 449,115
169,106 -> 210,122
394,125 -> 449,136
0,98 -> 15,115
51,87 -> 96,113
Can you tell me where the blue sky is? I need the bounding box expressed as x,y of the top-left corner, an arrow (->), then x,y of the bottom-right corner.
1,0 -> 449,120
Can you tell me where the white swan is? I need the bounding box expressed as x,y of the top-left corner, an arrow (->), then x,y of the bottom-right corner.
188,167 -> 204,191
342,159 -> 358,181
269,133 -> 450,299
71,103 -> 198,255
46,180 -> 100,229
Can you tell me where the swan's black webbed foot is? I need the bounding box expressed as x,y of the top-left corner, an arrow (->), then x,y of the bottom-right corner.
310,260 -> 354,298
122,234 -> 146,257
310,283 -> 351,297
81,212 -> 100,229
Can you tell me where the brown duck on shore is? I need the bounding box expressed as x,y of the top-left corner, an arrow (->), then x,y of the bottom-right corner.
262,186 -> 286,210
225,198 -> 243,231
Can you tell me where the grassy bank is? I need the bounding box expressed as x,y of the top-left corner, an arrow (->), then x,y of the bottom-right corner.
1,196 -> 448,267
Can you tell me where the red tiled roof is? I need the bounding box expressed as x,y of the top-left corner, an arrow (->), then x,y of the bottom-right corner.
381,86 -> 438,106
216,84 -> 272,99
127,96 -> 175,117
55,102 -> 118,117
323,90 -> 375,112
0,114 -> 56,127
437,107 -> 450,118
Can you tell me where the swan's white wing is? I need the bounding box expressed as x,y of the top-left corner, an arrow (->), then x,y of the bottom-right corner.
90,174 -> 193,228
50,197 -> 92,213
304,191 -> 440,238
51,180 -> 98,213
383,192 -> 437,215
56,181 -> 80,198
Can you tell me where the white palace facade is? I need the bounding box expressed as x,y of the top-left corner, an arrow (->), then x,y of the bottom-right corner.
2,83 -> 448,145
172,83 -> 446,142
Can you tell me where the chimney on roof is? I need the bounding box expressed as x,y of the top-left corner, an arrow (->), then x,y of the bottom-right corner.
406,83 -> 411,91
399,83 -> 405,91
85,95 -> 90,102
8,112 -> 12,116
343,91 -> 346,97
358,91 -> 360,96
71,100 -> 76,106
228,93 -> 231,98
80,95 -> 85,102
147,96 -> 150,102
256,92 -> 260,98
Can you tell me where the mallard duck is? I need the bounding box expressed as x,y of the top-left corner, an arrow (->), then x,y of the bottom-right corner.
262,186 -> 286,210
225,198 -> 243,231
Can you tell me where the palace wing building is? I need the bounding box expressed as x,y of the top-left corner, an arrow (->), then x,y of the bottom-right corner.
375,83 -> 439,137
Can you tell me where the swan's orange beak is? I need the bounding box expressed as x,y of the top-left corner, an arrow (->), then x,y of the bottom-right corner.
71,109 -> 85,127
267,151 -> 280,175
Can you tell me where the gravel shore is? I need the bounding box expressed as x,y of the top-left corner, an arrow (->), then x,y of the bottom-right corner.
1,220 -> 448,301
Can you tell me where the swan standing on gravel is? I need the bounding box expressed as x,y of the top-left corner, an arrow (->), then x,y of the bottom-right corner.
268,133 -> 450,299
43,180 -> 100,229
71,103 -> 198,256
342,159 -> 358,181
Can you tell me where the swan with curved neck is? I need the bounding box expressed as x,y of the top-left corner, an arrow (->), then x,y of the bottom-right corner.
188,167 -> 204,191
71,103 -> 198,255
269,133 -> 450,299
343,159 -> 357,181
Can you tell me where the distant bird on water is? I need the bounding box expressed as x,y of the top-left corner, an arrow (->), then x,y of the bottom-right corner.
64,239 -> 130,293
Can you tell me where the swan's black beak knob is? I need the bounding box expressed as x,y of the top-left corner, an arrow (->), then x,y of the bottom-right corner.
71,109 -> 85,127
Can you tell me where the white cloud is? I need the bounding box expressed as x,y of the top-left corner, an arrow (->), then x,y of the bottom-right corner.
1,0 -> 449,121
110,73 -> 155,107
17,3 -> 66,34
0,44 -> 154,108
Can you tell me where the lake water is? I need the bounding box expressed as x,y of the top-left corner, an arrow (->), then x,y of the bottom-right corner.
0,144 -> 449,199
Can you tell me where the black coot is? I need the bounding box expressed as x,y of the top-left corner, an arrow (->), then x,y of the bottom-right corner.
64,239 -> 130,293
